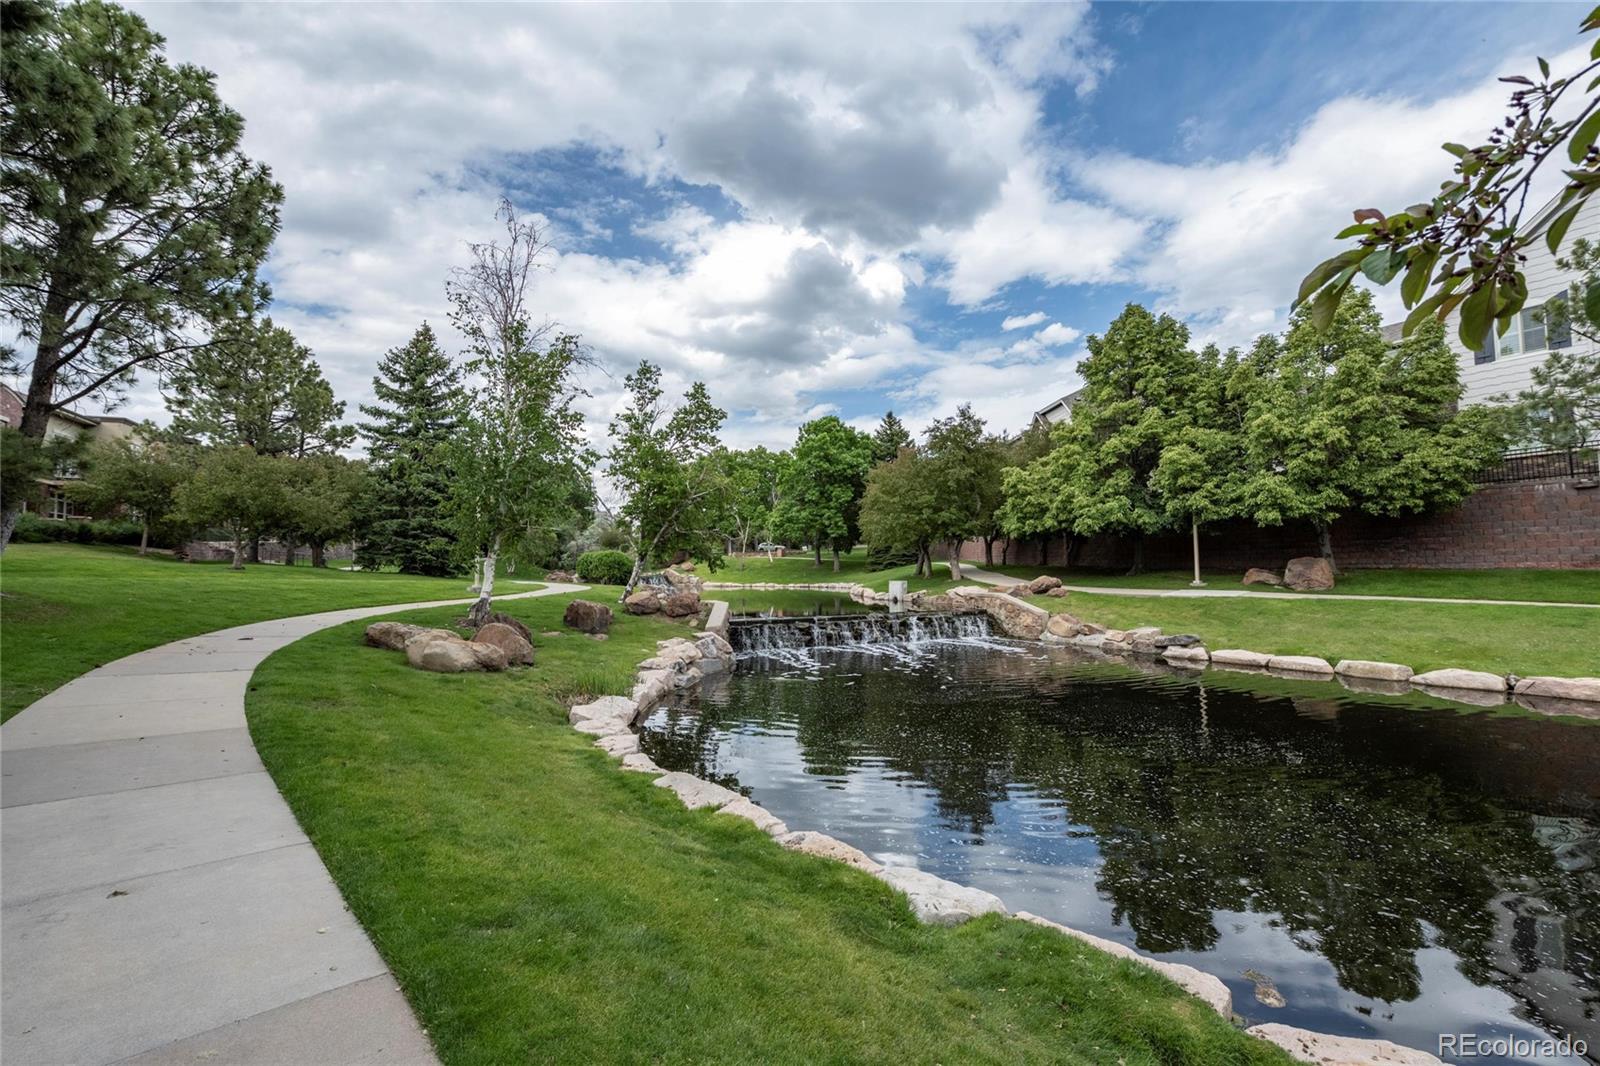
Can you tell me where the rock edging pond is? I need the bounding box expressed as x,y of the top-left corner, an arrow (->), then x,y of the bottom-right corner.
565,599 -> 1448,1066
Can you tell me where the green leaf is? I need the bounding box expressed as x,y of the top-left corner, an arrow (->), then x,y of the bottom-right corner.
1539,57 -> 1550,79
1569,107 -> 1600,164
1400,247 -> 1438,308
1546,202 -> 1584,254
1586,280 -> 1600,326
1458,281 -> 1496,351
1294,249 -> 1364,307
1442,142 -> 1470,158
1403,292 -> 1447,335
1359,246 -> 1405,285
1334,222 -> 1375,239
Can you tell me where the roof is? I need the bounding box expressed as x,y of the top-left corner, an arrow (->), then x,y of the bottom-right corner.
0,382 -> 127,429
1032,387 -> 1084,423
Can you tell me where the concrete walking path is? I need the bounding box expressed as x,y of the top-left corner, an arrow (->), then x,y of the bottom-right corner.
1,583 -> 586,1066
948,564 -> 1600,609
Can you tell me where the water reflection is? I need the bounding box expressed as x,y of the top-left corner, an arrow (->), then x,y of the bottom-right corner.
639,644 -> 1600,1064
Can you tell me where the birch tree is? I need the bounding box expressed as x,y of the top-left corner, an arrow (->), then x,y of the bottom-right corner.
445,201 -> 591,626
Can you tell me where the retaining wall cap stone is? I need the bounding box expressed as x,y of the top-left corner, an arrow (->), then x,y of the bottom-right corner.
1411,668 -> 1508,693
1013,912 -> 1230,1017
876,866 -> 1006,926
1266,655 -> 1335,675
1334,660 -> 1415,682
1245,1023 -> 1442,1065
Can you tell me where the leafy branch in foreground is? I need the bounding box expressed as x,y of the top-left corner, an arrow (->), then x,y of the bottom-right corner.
1297,5 -> 1600,347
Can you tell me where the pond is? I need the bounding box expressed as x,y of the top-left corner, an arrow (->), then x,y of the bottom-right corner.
639,635 -> 1600,1065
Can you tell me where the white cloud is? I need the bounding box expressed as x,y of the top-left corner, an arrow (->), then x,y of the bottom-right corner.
1033,322 -> 1081,346
1000,311 -> 1048,331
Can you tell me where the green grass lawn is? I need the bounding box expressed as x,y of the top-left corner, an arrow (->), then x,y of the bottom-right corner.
712,548 -> 957,592
1047,592 -> 1599,678
983,564 -> 1600,604
0,544 -> 482,721
246,593 -> 1284,1065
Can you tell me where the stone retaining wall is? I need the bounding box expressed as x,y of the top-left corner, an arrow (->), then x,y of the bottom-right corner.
963,476 -> 1600,571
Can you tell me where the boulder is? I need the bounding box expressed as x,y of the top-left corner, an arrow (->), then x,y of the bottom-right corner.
1027,575 -> 1063,594
632,669 -> 674,710
1242,568 -> 1283,587
365,621 -> 444,651
1412,668 -> 1507,693
661,591 -> 702,618
1335,660 -> 1414,683
562,599 -> 613,634
1211,649 -> 1273,668
1152,634 -> 1203,648
1164,646 -> 1209,664
1127,626 -> 1162,639
1283,556 -> 1335,592
473,622 -> 534,666
716,797 -> 788,836
1267,654 -> 1335,676
484,611 -> 533,642
875,866 -> 1006,926
1045,613 -> 1081,638
1007,585 -> 1034,597
1100,639 -> 1132,654
544,570 -> 577,582
1245,1023 -> 1442,1065
1513,676 -> 1600,704
1014,912 -> 1231,1017
776,830 -> 882,873
624,589 -> 662,615
1045,587 -> 1071,598
661,566 -> 704,594
406,635 -> 488,673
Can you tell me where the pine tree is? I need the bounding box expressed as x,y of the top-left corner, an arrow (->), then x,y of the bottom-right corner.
355,323 -> 461,575
870,410 -> 913,465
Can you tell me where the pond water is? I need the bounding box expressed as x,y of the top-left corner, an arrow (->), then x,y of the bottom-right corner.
639,637 -> 1600,1065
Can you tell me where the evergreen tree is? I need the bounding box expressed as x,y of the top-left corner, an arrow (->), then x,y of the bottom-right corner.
870,410 -> 913,465
355,323 -> 461,575
0,0 -> 283,548
165,317 -> 353,457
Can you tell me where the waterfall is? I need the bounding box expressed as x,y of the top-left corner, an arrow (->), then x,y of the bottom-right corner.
728,611 -> 995,655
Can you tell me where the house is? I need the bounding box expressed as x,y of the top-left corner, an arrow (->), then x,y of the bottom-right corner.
1031,387 -> 1084,428
1388,193 -> 1600,410
1,384 -> 140,520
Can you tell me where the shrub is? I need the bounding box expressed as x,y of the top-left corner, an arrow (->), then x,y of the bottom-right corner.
11,514 -> 147,546
575,549 -> 634,586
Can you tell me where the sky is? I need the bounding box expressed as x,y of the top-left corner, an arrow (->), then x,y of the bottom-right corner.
107,0 -> 1587,450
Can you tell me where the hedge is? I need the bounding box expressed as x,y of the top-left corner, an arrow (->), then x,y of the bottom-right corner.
575,549 -> 634,586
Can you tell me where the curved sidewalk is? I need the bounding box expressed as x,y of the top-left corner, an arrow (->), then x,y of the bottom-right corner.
1,584 -> 584,1066
950,564 -> 1599,609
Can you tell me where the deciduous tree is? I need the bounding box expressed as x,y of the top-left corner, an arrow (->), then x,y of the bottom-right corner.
722,446 -> 785,565
606,361 -> 728,593
0,0 -> 283,548
772,416 -> 873,571
68,428 -> 191,553
174,446 -> 286,570
445,200 -> 591,626
859,445 -> 940,577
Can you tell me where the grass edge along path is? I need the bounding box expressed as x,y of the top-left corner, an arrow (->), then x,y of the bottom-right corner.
245,594 -> 1287,1065
0,544 -> 489,721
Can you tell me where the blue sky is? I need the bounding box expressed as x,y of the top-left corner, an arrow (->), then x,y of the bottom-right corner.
127,1 -> 1584,447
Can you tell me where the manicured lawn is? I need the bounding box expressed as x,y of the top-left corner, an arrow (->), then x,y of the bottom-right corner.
0,543 -> 480,721
712,548 -> 957,592
984,564 -> 1600,604
1047,592 -> 1599,679
246,593 -> 1283,1065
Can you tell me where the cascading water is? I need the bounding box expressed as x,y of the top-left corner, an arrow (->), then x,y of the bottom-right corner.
728,611 -> 1002,663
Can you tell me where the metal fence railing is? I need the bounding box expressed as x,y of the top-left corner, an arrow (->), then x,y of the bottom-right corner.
1475,446 -> 1599,484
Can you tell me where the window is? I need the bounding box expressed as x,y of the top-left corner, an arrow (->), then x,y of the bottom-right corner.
44,488 -> 71,520
1475,296 -> 1572,363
